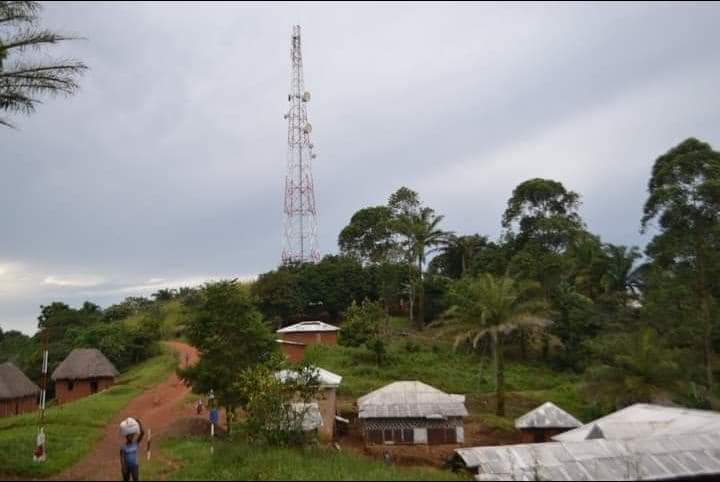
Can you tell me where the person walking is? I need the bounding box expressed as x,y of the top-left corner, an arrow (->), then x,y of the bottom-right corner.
120,418 -> 144,482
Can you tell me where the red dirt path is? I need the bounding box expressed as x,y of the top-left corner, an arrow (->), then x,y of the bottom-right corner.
53,341 -> 199,481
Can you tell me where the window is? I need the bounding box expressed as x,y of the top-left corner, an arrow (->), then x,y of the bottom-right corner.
68,381 -> 75,391
428,428 -> 457,445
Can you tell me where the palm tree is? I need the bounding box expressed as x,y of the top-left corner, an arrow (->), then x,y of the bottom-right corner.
394,207 -> 449,328
1,1 -> 87,127
449,274 -> 548,416
585,327 -> 679,408
601,244 -> 642,306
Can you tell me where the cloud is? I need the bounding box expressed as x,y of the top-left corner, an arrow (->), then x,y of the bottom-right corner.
43,274 -> 106,288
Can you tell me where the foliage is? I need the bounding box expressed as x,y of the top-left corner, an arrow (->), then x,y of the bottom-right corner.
338,299 -> 388,365
0,1 -> 87,127
178,280 -> 277,432
239,360 -> 321,447
448,274 -> 548,416
549,281 -> 598,371
338,206 -> 398,264
584,328 -> 680,409
641,137 -> 720,390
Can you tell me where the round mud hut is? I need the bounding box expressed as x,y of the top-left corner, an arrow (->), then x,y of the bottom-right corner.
0,362 -> 40,417
52,348 -> 119,404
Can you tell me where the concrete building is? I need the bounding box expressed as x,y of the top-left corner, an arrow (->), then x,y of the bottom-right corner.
0,362 -> 39,418
276,366 -> 343,441
51,348 -> 119,404
515,402 -> 582,443
276,321 -> 339,346
358,381 -> 468,445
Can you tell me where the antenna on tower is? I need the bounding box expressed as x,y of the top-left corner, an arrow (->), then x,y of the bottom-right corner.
282,25 -> 320,265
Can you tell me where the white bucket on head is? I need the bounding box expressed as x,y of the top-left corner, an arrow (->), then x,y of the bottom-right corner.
120,417 -> 140,437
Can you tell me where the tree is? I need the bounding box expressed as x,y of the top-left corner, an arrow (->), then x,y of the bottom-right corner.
430,234 -> 496,279
449,274 -> 547,416
502,178 -> 583,254
395,206 -> 450,329
584,328 -> 680,409
600,243 -> 642,307
550,281 -> 598,371
0,1 -> 87,127
641,138 -> 720,391
178,280 -> 277,433
338,206 -> 398,264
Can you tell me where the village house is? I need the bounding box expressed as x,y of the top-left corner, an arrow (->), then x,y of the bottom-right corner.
454,403 -> 720,481
276,366 -> 343,441
276,339 -> 307,363
0,362 -> 40,418
276,321 -> 339,346
358,381 -> 468,446
514,401 -> 582,443
51,348 -> 119,404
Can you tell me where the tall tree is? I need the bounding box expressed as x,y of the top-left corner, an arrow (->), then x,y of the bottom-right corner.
600,243 -> 642,307
395,206 -> 449,328
641,138 -> 720,391
450,274 -> 547,416
178,280 -> 277,433
338,206 -> 398,264
0,1 -> 87,127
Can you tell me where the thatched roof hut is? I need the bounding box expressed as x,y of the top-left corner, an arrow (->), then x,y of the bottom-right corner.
0,362 -> 40,400
51,348 -> 119,381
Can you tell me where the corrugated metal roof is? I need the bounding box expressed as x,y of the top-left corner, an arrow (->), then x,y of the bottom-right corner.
275,366 -> 343,387
276,321 -> 340,333
456,431 -> 720,481
358,381 -> 468,419
515,402 -> 582,430
553,404 -> 720,442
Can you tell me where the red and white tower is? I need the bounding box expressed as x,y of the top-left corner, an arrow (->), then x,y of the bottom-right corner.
282,25 -> 320,264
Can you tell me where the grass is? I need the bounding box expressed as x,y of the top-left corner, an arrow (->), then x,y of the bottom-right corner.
143,436 -> 468,481
0,347 -> 177,478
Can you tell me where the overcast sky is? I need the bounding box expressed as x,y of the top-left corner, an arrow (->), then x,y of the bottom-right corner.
2,2 -> 720,335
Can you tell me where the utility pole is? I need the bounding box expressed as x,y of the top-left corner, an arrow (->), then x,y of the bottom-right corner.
282,25 -> 320,264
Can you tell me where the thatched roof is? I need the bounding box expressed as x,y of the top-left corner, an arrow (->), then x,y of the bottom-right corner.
51,348 -> 119,381
0,362 -> 40,400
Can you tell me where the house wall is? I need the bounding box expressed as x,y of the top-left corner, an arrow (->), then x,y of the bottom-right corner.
362,417 -> 464,446
317,387 -> 337,441
280,331 -> 337,346
55,377 -> 114,404
0,395 -> 37,418
519,428 -> 566,444
279,342 -> 307,363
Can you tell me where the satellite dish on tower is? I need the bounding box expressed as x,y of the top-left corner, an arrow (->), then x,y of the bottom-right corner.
303,122 -> 312,134
303,91 -> 311,102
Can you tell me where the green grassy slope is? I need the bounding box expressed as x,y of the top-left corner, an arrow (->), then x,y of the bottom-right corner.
0,348 -> 176,478
144,437 -> 467,481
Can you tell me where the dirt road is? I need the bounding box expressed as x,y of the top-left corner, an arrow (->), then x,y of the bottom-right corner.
54,341 -> 199,481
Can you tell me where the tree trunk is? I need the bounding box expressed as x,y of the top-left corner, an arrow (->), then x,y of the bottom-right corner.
417,255 -> 425,330
494,331 -> 505,417
697,245 -> 715,391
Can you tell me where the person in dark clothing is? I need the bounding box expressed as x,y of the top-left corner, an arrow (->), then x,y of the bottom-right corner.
120,418 -> 144,482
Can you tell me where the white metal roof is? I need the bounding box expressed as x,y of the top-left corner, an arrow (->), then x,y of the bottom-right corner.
276,321 -> 340,333
456,430 -> 720,481
358,381 -> 468,419
553,403 -> 720,442
275,366 -> 343,387
515,402 -> 582,430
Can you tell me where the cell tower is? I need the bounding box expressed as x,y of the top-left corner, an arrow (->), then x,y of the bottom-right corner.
282,25 -> 320,264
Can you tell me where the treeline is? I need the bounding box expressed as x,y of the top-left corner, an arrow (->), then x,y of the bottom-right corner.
0,292 -> 186,392
252,137 -> 720,410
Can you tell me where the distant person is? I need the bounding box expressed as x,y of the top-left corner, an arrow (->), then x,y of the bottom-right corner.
120,418 -> 144,482
196,398 -> 204,415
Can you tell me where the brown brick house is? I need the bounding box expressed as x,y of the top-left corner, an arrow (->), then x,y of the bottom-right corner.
276,321 -> 339,346
51,348 -> 119,404
0,362 -> 40,418
514,402 -> 582,443
277,339 -> 307,363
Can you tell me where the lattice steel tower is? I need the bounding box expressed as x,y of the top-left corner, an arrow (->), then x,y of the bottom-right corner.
282,25 -> 320,264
